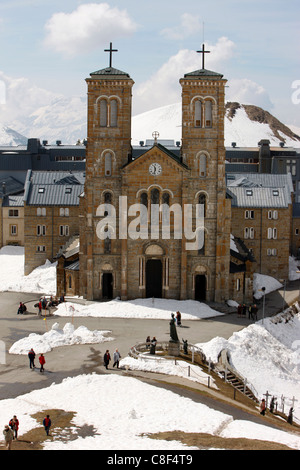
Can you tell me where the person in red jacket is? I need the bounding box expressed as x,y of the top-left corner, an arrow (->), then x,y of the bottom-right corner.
9,415 -> 19,440
39,353 -> 46,373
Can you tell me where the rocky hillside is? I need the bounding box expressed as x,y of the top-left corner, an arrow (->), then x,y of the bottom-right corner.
226,102 -> 300,145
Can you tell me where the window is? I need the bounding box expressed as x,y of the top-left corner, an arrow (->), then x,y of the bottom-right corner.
59,208 -> 69,217
100,99 -> 108,127
110,99 -> 118,127
195,100 -> 202,127
38,187 -> 45,193
151,188 -> 160,205
59,225 -> 69,237
245,210 -> 254,219
105,153 -> 112,176
199,194 -> 206,217
99,98 -> 118,128
37,225 -> 46,236
244,227 -> 254,239
236,278 -> 240,291
267,227 -> 277,239
65,187 -> 72,194
267,248 -> 277,256
295,228 -> 299,236
199,154 -> 207,177
205,100 -> 212,127
10,225 -> 17,236
8,209 -> 19,217
246,189 -> 253,196
268,210 -> 278,220
37,245 -> 46,252
272,190 -> 279,196
37,208 -> 46,216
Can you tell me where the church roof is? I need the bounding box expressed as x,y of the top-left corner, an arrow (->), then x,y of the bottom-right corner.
184,68 -> 223,79
90,67 -> 131,78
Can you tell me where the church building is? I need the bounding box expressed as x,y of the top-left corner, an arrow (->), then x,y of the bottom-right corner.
77,44 -> 254,303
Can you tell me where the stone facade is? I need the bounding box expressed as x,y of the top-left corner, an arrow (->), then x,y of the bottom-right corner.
79,65 -> 237,303
24,204 -> 80,275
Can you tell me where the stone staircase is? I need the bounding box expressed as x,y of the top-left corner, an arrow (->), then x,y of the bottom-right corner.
216,349 -> 259,403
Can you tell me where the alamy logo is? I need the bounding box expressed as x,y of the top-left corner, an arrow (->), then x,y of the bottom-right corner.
291,80 -> 300,105
95,196 -> 205,251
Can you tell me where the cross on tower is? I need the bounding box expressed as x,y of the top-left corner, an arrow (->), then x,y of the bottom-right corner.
104,42 -> 118,68
197,43 -> 210,70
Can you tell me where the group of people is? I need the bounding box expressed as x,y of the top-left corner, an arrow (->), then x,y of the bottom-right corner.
2,414 -> 51,450
28,348 -> 46,373
237,303 -> 258,320
103,349 -> 121,370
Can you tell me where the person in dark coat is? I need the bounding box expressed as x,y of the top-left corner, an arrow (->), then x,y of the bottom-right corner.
104,350 -> 111,369
28,348 -> 36,369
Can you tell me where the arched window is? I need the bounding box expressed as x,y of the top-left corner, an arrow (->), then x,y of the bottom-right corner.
110,99 -> 118,127
199,154 -> 207,177
205,100 -> 212,127
140,192 -> 148,227
195,100 -> 202,127
198,193 -> 206,217
162,192 -> 170,206
151,188 -> 160,205
100,100 -> 108,127
105,153 -> 112,176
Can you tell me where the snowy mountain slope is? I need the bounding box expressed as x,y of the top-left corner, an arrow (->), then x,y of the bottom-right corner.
132,102 -> 300,148
0,125 -> 27,146
0,96 -> 299,148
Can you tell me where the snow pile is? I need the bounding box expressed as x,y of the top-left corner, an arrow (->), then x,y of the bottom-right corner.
0,374 -> 300,450
9,322 -> 114,355
0,246 -> 56,294
253,273 -> 282,300
197,310 -> 300,421
55,298 -> 223,320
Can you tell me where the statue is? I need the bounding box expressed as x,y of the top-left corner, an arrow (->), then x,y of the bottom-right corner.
169,313 -> 179,343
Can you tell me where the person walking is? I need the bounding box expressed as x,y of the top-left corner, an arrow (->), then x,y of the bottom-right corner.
176,311 -> 182,327
39,353 -> 46,373
43,415 -> 51,436
260,399 -> 266,416
3,425 -> 14,450
103,350 -> 111,370
113,349 -> 121,368
28,348 -> 36,369
9,415 -> 19,440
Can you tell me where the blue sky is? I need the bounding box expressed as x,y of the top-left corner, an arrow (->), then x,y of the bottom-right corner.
0,0 -> 299,128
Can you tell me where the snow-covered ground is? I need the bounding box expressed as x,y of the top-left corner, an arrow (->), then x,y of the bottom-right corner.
1,246 -> 300,450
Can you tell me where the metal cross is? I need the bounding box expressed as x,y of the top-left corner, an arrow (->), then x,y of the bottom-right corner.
104,42 -> 118,68
197,43 -> 210,70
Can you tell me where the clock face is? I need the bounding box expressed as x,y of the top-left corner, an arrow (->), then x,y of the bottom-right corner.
149,163 -> 162,176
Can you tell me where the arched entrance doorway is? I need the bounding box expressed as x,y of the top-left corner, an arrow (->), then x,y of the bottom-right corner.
146,259 -> 162,298
195,274 -> 206,301
102,272 -> 113,299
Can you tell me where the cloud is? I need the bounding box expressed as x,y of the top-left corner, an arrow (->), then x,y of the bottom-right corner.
227,78 -> 273,110
44,3 -> 137,57
160,13 -> 203,40
134,37 -> 236,114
